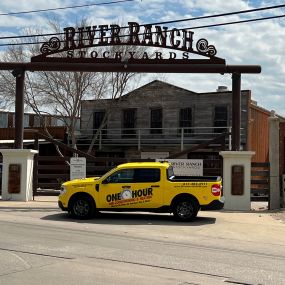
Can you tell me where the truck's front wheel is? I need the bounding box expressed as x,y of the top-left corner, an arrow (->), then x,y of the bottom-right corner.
173,199 -> 198,222
69,195 -> 95,219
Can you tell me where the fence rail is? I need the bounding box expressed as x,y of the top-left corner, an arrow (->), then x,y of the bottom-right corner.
74,126 -> 243,151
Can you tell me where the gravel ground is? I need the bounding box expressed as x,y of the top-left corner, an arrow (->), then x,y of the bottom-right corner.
251,202 -> 285,223
271,210 -> 285,223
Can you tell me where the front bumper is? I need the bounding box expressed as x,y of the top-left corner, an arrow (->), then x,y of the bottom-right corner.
201,197 -> 225,211
58,200 -> 68,211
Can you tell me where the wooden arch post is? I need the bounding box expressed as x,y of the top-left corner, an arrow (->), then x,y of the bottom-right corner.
232,72 -> 241,151
12,68 -> 25,149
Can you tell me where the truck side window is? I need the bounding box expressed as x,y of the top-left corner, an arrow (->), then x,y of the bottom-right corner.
133,168 -> 160,183
167,166 -> 175,180
106,169 -> 134,183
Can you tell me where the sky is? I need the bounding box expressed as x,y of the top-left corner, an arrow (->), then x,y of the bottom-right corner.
0,0 -> 285,115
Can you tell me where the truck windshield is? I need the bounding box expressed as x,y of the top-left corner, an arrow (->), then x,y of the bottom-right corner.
167,166 -> 175,179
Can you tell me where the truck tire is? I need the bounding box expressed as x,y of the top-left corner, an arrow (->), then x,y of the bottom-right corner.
173,198 -> 199,222
69,195 -> 95,219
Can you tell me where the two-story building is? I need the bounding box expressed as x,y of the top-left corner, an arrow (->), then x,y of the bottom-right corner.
80,80 -> 256,160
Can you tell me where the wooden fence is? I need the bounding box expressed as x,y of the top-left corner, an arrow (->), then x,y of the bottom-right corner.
33,155 -> 223,196
34,156 -> 152,195
251,162 -> 270,201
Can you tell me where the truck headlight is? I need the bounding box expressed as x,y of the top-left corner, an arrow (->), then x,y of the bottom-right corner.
60,185 -> 67,195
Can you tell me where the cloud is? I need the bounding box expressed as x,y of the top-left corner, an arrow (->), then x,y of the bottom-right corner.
0,0 -> 284,116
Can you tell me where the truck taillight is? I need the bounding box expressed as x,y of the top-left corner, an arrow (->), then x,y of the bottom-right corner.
211,184 -> 221,196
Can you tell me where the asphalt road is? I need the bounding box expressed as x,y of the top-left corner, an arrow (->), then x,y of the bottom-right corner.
0,198 -> 284,285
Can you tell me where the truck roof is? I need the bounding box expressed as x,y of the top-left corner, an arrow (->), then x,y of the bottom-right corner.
117,161 -> 170,169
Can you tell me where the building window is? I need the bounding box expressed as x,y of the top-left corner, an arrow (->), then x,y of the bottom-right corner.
122,109 -> 136,137
93,111 -> 106,136
150,108 -> 162,134
0,113 -> 8,128
214,106 -> 228,133
179,108 -> 192,134
24,114 -> 29,128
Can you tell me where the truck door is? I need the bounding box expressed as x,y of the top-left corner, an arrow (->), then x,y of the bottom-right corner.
99,168 -> 162,209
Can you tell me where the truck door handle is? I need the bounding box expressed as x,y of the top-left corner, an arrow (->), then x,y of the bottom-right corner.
151,185 -> 160,187
122,185 -> 131,188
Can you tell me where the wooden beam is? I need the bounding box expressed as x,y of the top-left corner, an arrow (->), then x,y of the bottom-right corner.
0,62 -> 262,74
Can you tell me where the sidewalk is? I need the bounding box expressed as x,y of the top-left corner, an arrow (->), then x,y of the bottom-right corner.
0,195 -> 284,222
0,195 -> 59,208
0,195 -> 273,210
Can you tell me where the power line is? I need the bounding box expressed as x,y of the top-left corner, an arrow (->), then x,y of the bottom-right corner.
0,3 -> 284,42
0,0 -> 135,16
1,13 -> 284,48
147,3 -> 285,26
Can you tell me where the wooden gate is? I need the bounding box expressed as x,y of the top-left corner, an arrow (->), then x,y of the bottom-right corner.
33,154 -> 223,196
251,162 -> 270,201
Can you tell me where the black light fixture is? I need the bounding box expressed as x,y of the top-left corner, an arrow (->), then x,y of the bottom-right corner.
11,68 -> 24,78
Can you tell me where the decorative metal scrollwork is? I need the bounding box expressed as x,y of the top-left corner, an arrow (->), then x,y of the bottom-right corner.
196,38 -> 217,57
40,37 -> 61,54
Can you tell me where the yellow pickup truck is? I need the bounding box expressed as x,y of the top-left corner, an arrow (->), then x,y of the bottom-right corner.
58,162 -> 224,221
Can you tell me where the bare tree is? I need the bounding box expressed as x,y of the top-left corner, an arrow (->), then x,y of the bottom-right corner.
0,18 -> 146,155
0,17 -> 163,160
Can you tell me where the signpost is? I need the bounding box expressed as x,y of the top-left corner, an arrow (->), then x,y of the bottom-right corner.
70,157 -> 86,180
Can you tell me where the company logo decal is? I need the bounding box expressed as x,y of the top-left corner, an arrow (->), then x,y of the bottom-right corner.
106,187 -> 153,207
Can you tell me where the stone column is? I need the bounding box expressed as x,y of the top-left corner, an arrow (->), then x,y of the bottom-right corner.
1,149 -> 38,201
220,151 -> 255,211
268,116 -> 280,209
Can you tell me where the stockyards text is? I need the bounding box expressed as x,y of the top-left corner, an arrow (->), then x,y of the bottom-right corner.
32,21 -> 222,62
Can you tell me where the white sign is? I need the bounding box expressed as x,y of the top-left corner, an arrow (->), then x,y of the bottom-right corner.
157,159 -> 203,176
70,157 -> 86,180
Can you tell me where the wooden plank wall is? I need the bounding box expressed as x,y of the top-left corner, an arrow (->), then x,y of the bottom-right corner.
280,122 -> 285,175
0,127 -> 66,140
248,105 -> 270,162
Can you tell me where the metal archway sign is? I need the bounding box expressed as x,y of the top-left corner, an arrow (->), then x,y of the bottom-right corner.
0,22 -> 261,149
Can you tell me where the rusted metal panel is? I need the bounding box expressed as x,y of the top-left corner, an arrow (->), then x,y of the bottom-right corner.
8,164 -> 21,194
231,165 -> 244,195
